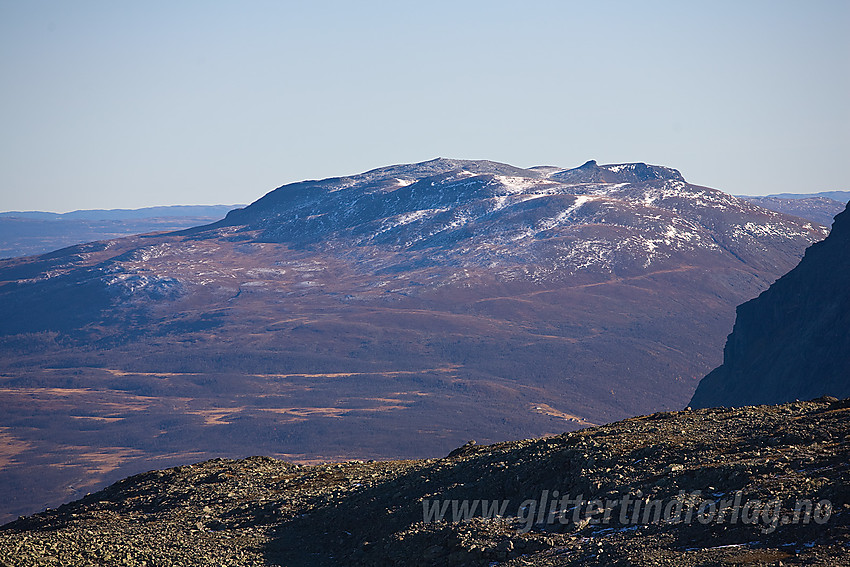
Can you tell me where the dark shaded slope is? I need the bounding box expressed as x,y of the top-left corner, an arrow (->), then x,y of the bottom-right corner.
690,202 -> 850,408
1,398 -> 848,566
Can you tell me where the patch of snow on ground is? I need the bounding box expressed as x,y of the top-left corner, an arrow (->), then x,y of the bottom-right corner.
395,208 -> 447,227
325,178 -> 362,193
536,195 -> 595,232
373,208 -> 450,237
563,239 -> 614,271
586,183 -> 630,196
246,268 -> 287,278
444,170 -> 479,183
732,221 -> 805,240
439,213 -> 471,233
491,195 -> 512,212
492,175 -> 543,195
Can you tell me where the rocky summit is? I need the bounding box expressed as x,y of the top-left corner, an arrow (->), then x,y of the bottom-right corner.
1,397 -> 848,566
690,201 -> 850,408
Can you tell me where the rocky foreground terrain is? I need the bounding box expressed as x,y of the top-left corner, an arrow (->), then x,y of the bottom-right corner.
2,396 -> 847,566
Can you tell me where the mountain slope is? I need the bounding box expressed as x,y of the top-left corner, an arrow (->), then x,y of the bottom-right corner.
206,157 -> 816,275
0,158 -> 829,523
1,397 -> 847,566
690,201 -> 850,408
737,195 -> 846,226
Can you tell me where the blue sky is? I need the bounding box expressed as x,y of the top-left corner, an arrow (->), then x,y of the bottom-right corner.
1,0 -> 848,212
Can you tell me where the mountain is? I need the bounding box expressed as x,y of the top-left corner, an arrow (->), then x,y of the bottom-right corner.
690,201 -> 850,408
0,205 -> 241,259
0,158 -> 828,523
757,190 -> 850,202
2,397 -> 847,565
737,195 -> 846,226
0,205 -> 243,221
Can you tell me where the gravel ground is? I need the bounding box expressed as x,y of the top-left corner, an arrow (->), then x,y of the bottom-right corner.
1,397 -> 848,566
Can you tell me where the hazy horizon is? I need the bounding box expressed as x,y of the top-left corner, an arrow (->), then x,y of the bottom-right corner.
2,1 -> 848,212
1,162 -> 849,215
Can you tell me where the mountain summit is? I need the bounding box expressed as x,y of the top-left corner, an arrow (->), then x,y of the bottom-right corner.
550,159 -> 685,184
195,158 -> 815,278
0,158 -> 829,522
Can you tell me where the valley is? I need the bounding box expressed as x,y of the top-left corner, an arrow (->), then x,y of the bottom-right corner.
0,158 -> 831,523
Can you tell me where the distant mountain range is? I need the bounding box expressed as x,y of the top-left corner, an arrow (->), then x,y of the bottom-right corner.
691,201 -> 850,407
0,158 -> 830,522
0,205 -> 242,221
749,190 -> 850,201
737,193 -> 848,226
0,205 -> 241,259
4,192 -> 843,261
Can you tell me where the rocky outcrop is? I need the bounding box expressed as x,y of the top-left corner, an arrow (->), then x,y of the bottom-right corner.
1,398 -> 848,565
690,202 -> 850,408
550,159 -> 685,184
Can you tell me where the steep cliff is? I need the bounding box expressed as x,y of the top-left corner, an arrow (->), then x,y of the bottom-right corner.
690,202 -> 850,408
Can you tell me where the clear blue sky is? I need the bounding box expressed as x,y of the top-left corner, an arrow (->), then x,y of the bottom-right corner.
1,0 -> 848,212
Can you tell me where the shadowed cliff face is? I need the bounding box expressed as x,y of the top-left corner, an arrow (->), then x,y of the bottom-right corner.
690,202 -> 850,408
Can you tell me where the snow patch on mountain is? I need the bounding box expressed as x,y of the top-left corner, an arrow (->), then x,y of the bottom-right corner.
533,196 -> 596,232
187,158 -> 829,285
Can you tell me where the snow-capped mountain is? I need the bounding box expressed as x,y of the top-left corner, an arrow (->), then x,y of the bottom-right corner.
195,157 -> 823,281
0,158 -> 830,523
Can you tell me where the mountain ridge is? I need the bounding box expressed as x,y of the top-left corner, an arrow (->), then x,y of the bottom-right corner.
0,157 -> 831,523
752,190 -> 850,201
737,195 -> 846,226
690,200 -> 850,408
